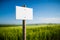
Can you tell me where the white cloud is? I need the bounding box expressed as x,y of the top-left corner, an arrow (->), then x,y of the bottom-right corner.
39,18 -> 60,23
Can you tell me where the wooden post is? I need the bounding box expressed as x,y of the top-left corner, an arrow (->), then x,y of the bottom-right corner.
23,20 -> 26,40
22,5 -> 26,40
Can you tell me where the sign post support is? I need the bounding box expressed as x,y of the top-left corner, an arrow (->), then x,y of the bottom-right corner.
22,5 -> 26,40
23,20 -> 26,40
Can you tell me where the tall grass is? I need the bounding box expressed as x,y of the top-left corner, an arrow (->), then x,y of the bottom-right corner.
0,24 -> 60,40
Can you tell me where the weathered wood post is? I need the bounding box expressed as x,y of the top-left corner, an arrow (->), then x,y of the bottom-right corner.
23,20 -> 26,40
22,5 -> 26,40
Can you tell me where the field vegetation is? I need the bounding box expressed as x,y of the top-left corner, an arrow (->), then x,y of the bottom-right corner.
0,24 -> 60,40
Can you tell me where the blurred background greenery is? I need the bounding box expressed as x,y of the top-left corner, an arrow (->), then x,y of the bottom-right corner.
0,24 -> 60,40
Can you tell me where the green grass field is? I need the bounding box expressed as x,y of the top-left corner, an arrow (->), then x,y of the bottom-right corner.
0,24 -> 60,40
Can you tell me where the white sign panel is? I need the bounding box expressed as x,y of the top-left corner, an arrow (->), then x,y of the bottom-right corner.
16,6 -> 33,20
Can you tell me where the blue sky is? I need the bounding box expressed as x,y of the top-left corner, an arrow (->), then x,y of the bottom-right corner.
0,0 -> 60,24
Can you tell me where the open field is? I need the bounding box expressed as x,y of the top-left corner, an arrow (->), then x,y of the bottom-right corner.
0,24 -> 60,40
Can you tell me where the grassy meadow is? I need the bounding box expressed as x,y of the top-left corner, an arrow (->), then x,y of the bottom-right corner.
0,24 -> 60,40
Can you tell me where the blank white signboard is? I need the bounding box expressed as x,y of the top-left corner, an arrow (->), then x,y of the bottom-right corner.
16,6 -> 33,20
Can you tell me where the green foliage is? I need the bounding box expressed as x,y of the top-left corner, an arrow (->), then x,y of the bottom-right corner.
0,24 -> 60,40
